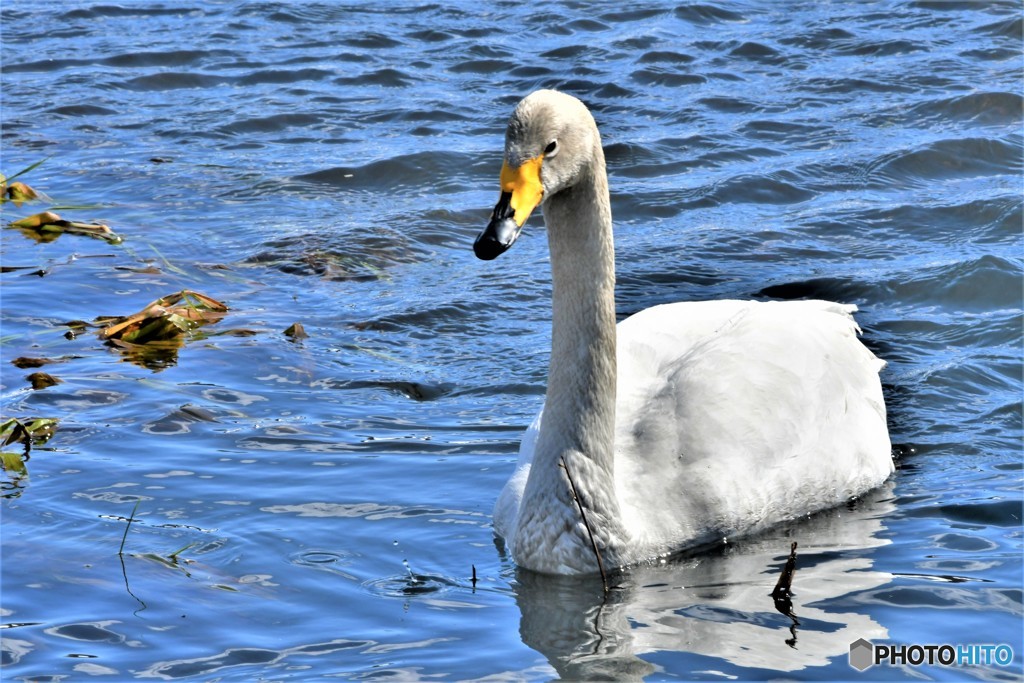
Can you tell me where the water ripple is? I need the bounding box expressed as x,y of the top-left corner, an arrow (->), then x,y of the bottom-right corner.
61,6 -> 202,19
673,4 -> 747,24
867,137 -> 1022,188
903,91 -> 1024,126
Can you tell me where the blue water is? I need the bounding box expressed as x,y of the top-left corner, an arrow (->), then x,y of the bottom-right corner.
2,1 -> 1021,680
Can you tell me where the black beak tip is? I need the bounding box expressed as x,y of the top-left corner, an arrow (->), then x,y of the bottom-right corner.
473,232 -> 506,260
473,217 -> 520,261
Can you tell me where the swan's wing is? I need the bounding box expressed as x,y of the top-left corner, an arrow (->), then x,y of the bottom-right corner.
613,300 -> 892,552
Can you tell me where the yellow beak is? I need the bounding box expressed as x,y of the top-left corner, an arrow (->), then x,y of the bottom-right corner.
500,155 -> 544,227
473,154 -> 545,260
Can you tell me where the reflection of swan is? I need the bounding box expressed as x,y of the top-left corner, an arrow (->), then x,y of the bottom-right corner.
513,482 -> 896,679
474,90 -> 893,575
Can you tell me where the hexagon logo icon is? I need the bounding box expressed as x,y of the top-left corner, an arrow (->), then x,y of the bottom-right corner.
849,638 -> 875,671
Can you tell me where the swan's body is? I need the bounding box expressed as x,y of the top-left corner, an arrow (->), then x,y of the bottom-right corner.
474,90 -> 893,575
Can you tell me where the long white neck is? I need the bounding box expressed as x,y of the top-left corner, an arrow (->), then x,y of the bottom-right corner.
543,155 -> 617,477
513,145 -> 626,573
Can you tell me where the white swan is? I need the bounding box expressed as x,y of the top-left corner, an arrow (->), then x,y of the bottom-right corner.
474,90 -> 893,575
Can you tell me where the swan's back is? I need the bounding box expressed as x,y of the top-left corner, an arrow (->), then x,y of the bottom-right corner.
495,299 -> 893,562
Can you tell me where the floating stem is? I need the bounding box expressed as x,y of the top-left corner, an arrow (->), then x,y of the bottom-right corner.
119,499 -> 141,556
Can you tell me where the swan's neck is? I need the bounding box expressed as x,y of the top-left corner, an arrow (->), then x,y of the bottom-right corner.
515,148 -> 627,573
543,160 -> 617,476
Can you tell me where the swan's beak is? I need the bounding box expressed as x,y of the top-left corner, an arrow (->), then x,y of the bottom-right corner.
474,156 -> 544,260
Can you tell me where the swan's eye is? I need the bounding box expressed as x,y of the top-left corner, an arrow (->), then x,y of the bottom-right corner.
544,140 -> 558,157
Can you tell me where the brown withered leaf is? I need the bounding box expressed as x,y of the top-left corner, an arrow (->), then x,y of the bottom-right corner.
97,291 -> 227,371
11,357 -> 56,369
284,322 -> 308,339
10,355 -> 81,369
10,211 -> 61,229
26,372 -> 60,390
9,211 -> 122,244
5,181 -> 39,206
99,290 -> 228,344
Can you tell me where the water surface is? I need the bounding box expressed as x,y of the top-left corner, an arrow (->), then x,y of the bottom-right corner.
2,1 -> 1021,680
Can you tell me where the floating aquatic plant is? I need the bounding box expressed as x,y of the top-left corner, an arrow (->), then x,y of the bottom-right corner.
25,372 -> 60,390
2,160 -> 121,243
4,181 -> 40,206
284,322 -> 308,339
0,417 -> 59,476
99,290 -> 229,344
97,290 -> 229,370
1,159 -> 48,206
9,210 -> 122,244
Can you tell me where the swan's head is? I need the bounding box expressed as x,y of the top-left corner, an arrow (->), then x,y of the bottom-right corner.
474,90 -> 600,260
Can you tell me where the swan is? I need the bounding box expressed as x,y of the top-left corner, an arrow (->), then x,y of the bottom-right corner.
473,90 -> 893,575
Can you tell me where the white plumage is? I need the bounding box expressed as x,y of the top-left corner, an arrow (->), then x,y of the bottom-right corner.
475,90 -> 893,575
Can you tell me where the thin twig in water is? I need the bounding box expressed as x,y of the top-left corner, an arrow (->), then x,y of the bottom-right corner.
117,499 -> 146,613
119,499 -> 141,556
560,456 -> 608,593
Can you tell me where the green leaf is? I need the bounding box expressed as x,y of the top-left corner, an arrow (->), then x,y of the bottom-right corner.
0,417 -> 58,447
1,451 -> 27,475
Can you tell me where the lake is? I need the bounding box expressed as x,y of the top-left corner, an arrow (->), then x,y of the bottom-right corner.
1,1 -> 1021,680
